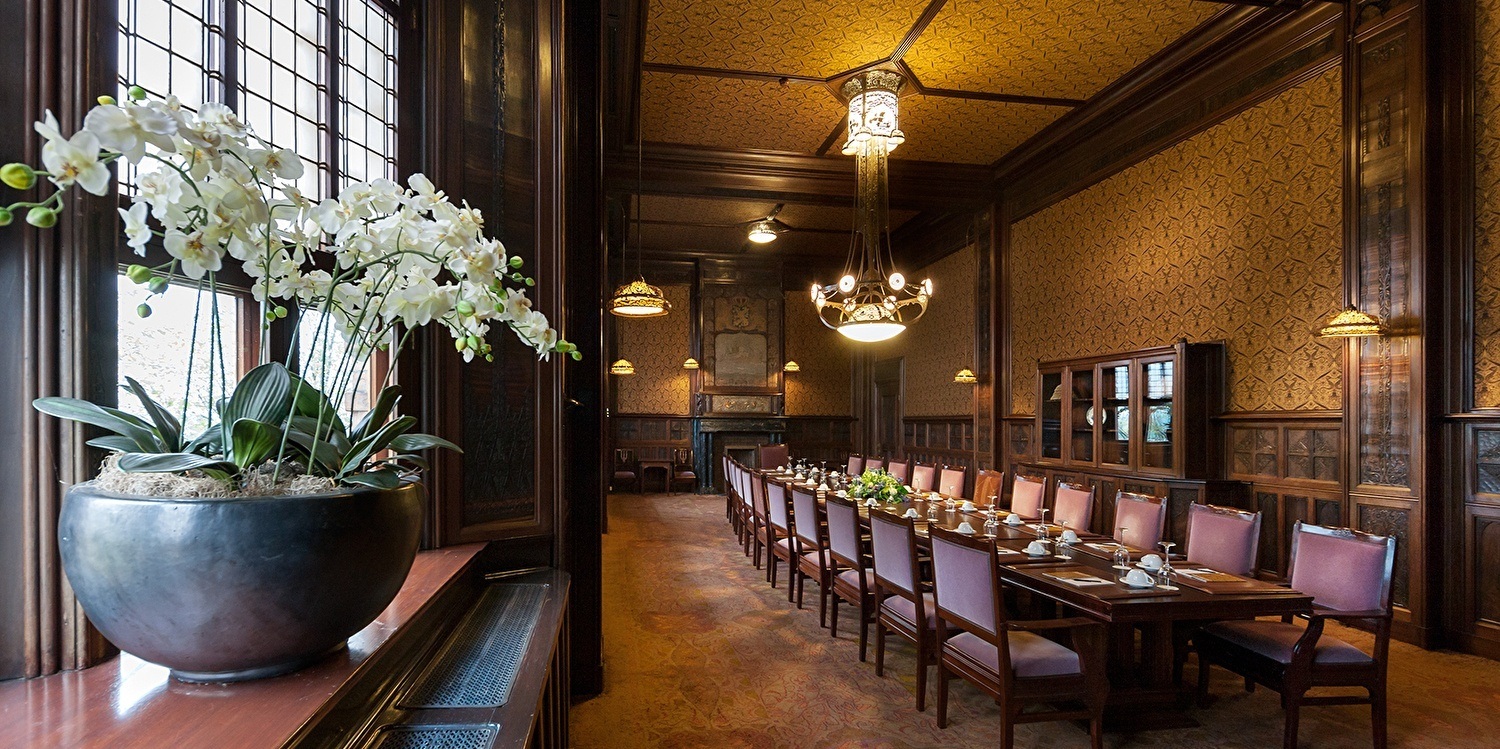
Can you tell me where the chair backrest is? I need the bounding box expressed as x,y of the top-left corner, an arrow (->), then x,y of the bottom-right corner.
930,526 -> 1000,637
865,457 -> 886,472
791,488 -> 824,553
1185,503 -> 1261,576
1288,522 -> 1396,613
673,447 -> 693,467
766,481 -> 791,532
885,459 -> 909,483
738,465 -> 753,509
938,466 -> 966,497
846,454 -> 863,475
910,463 -> 937,492
869,508 -> 920,598
749,472 -> 766,518
616,448 -> 635,467
1113,492 -> 1168,549
757,443 -> 789,470
825,494 -> 864,571
1053,481 -> 1095,532
1010,473 -> 1046,518
973,469 -> 1004,508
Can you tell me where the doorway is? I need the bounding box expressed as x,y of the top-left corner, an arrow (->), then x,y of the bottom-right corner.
873,358 -> 904,459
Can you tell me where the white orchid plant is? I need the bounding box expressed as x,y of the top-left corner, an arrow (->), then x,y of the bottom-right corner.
847,468 -> 909,504
2,86 -> 576,491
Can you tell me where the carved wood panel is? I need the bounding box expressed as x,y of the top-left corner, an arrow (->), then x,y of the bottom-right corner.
1357,502 -> 1412,609
1473,510 -> 1500,627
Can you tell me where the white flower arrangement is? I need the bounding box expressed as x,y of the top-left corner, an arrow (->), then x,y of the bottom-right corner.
847,468 -> 909,504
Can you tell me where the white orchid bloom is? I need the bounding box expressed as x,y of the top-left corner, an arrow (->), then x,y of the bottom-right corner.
163,228 -> 224,279
119,202 -> 152,254
248,147 -> 304,180
83,104 -> 177,163
36,120 -> 110,196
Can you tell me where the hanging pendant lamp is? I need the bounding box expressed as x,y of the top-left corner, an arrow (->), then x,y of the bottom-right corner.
611,111 -> 670,318
811,70 -> 930,343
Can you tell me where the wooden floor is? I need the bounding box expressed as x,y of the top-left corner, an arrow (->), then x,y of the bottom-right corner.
572,493 -> 1500,749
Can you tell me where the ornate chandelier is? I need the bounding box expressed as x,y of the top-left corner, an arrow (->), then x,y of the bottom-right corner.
811,70 -> 931,343
611,115 -> 670,319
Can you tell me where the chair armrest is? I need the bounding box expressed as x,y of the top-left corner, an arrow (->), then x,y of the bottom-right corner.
1307,605 -> 1390,621
1006,616 -> 1100,632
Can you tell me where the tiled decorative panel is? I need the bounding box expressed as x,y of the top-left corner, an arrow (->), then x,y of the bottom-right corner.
1009,67 -> 1344,415
870,245 -> 979,417
1478,429 -> 1500,496
1231,427 -> 1279,478
1358,503 -> 1410,607
1287,427 -> 1340,483
617,284 -> 693,415
1474,0 -> 1500,407
783,290 -> 853,416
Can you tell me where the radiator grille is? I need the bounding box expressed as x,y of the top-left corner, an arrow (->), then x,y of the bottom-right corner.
401,583 -> 548,708
366,725 -> 498,749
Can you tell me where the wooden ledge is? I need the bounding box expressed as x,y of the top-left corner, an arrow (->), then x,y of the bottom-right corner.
0,543 -> 486,749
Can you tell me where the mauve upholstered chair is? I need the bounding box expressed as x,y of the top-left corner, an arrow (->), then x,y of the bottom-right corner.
748,471 -> 772,571
938,466 -> 966,498
870,508 -> 938,712
1053,481 -> 1095,533
1112,491 -> 1168,550
612,448 -> 640,494
928,526 -> 1107,748
846,454 -> 864,476
757,443 -> 789,470
885,459 -> 910,484
973,469 -> 1004,509
826,494 -> 877,660
1185,503 -> 1262,577
866,457 -> 886,473
723,455 -> 735,523
1009,473 -> 1046,519
1197,522 -> 1396,749
671,447 -> 696,493
766,481 -> 796,597
791,487 -> 833,627
910,463 -> 938,493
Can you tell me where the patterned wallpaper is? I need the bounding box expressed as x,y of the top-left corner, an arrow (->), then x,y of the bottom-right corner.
1476,0 -> 1500,408
616,284 -> 693,414
1009,66 -> 1345,415
783,291 -> 853,416
872,245 -> 979,417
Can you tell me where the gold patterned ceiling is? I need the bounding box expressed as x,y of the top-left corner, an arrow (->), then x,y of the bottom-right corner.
638,0 -> 1224,165
630,195 -> 918,257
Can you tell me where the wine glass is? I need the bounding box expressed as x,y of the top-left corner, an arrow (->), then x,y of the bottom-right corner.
983,499 -> 1000,534
1035,508 -> 1051,542
1156,541 -> 1178,590
1113,527 -> 1131,571
927,496 -> 940,521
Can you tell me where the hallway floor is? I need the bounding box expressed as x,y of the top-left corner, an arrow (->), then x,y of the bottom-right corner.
571,493 -> 1500,748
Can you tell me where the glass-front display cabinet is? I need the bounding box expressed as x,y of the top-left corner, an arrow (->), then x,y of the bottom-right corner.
1035,341 -> 1226,480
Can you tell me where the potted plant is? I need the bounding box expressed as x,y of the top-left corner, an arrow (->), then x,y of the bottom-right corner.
0,87 -> 576,682
847,468 -> 909,505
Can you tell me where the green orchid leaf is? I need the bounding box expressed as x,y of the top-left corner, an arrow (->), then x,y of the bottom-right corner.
220,363 -> 294,448
289,414 -> 352,456
350,385 -> 401,443
340,415 -> 416,475
228,418 -> 283,469
286,428 -> 344,475
288,374 -> 347,439
87,435 -> 145,453
341,468 -> 401,490
185,424 -> 223,456
33,397 -> 160,452
389,433 -> 463,454
118,452 -> 237,474
124,376 -> 183,452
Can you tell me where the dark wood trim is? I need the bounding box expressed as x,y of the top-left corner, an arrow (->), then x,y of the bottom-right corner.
890,0 -> 948,62
1216,410 -> 1346,422
917,86 -> 1087,108
641,61 -> 825,84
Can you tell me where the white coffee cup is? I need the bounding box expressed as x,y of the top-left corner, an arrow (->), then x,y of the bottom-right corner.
903,508 -> 920,519
1025,540 -> 1048,555
956,521 -> 976,535
1139,553 -> 1164,571
1124,568 -> 1156,587
1004,514 -> 1025,526
1060,529 -> 1081,544
960,501 -> 978,512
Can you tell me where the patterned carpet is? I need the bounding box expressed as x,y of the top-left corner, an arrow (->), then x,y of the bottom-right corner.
571,493 -> 1500,748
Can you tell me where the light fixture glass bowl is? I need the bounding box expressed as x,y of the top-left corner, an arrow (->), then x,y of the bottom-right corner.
610,359 -> 636,375
610,279 -> 671,318
747,220 -> 779,244
838,321 -> 906,343
1318,306 -> 1385,338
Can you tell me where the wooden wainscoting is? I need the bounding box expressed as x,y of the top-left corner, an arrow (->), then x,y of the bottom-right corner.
784,416 -> 856,468
902,416 -> 980,472
1220,411 -> 1344,580
1450,414 -> 1500,659
612,415 -> 695,463
1002,416 -> 1036,471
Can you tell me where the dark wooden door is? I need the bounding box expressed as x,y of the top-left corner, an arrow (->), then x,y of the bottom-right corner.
874,359 -> 904,458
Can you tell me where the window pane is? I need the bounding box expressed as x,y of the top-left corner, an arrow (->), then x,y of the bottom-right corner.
237,0 -> 330,197
338,0 -> 398,186
297,307 -> 379,425
116,274 -> 243,438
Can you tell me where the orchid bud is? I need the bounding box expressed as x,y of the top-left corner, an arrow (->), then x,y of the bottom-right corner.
484,354 -> 494,362
97,95 -> 117,106
136,303 -> 152,318
454,337 -> 468,352
25,207 -> 57,228
1,163 -> 37,191
125,264 -> 152,284
509,256 -> 523,269
147,276 -> 169,294
570,351 -> 583,361
273,305 -> 288,319
0,208 -> 11,227
524,277 -> 534,287
128,85 -> 147,100
466,335 -> 481,351
455,300 -> 475,316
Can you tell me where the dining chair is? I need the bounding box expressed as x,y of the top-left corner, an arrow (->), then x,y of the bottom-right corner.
670,447 -> 697,494
885,459 -> 910,483
928,526 -> 1107,747
757,443 -> 789,470
611,448 -> 640,494
1009,473 -> 1045,519
866,456 -> 886,473
766,480 -> 797,598
1113,491 -> 1168,549
826,494 -> 877,660
1185,503 -> 1261,577
910,463 -> 938,493
870,507 -> 938,712
723,455 -> 734,523
973,469 -> 1004,508
938,466 -> 966,498
846,453 -> 864,476
1197,522 -> 1396,749
1053,481 -> 1095,533
748,471 -> 771,571
791,487 -> 833,627
733,463 -> 753,553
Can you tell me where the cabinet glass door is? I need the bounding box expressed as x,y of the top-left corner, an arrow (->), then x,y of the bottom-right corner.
1070,368 -> 1094,463
1140,357 -> 1175,471
1099,363 -> 1131,467
1040,370 -> 1064,460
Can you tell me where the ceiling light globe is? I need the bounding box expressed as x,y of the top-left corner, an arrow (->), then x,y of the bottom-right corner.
838,274 -> 856,293
889,272 -> 905,290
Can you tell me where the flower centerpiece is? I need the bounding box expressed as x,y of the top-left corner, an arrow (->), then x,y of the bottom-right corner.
0,87 -> 575,682
847,468 -> 909,504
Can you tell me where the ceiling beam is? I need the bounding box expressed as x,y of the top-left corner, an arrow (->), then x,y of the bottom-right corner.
605,143 -> 992,211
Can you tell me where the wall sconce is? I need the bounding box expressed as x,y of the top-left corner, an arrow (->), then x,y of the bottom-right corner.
783,361 -> 801,372
610,359 -> 636,375
682,357 -> 699,370
1318,306 -> 1385,338
954,368 -> 978,384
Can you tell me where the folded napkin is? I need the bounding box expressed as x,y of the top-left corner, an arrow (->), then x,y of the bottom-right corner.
1044,570 -> 1113,586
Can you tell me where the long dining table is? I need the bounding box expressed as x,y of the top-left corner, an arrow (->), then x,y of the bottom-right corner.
761,469 -> 1313,729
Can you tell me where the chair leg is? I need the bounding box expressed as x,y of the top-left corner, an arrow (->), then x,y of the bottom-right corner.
829,596 -> 840,638
817,578 -> 829,628
790,566 -> 800,604
915,638 -> 928,712
769,556 -> 778,588
936,659 -> 949,729
1371,684 -> 1388,749
874,620 -> 886,677
999,712 -> 1015,749
1090,716 -> 1104,749
858,604 -> 870,662
1283,695 -> 1301,749
1196,654 -> 1212,708
1246,676 -> 1257,693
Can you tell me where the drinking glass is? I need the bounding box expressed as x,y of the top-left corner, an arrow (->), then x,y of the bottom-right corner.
1035,508 -> 1051,542
1156,541 -> 1178,590
1113,528 -> 1131,571
927,498 -> 939,521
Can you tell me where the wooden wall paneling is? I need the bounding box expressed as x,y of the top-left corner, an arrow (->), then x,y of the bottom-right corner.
1454,416 -> 1500,657
1343,1 -> 1434,645
972,209 -> 995,471
782,416 -> 856,468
